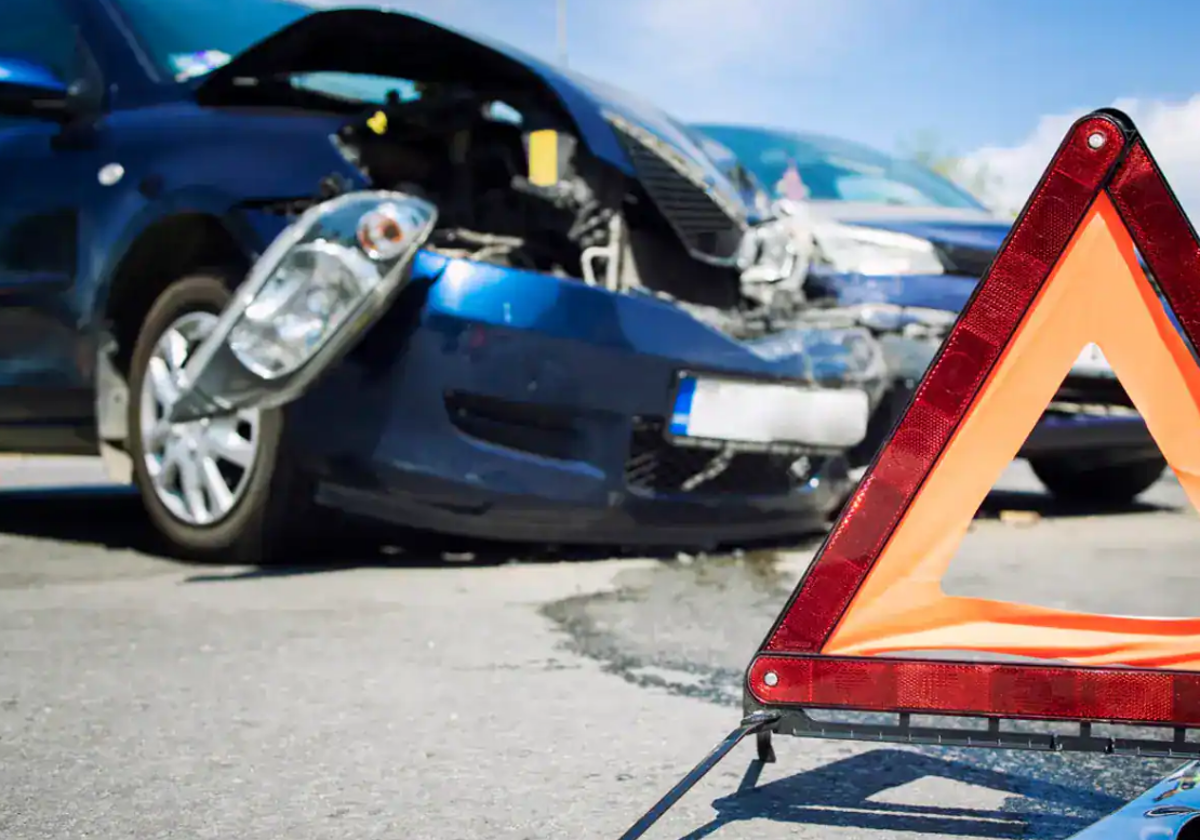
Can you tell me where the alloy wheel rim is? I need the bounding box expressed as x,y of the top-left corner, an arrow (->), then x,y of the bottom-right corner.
138,310 -> 262,526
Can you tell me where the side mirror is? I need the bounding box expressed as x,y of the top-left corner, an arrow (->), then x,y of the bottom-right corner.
0,56 -> 70,119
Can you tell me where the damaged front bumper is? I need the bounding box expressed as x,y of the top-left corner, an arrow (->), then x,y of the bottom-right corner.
163,191 -> 922,543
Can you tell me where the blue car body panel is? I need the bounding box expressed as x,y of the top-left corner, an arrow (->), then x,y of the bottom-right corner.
0,0 -> 846,541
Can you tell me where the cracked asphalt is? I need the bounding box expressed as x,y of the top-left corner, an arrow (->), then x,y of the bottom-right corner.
0,456 -> 1195,839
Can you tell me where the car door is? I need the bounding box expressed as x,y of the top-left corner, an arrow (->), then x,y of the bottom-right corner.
0,0 -> 106,452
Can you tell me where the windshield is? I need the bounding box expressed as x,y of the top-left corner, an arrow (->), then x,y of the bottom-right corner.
115,0 -> 312,80
693,124 -> 987,211
115,0 -> 414,102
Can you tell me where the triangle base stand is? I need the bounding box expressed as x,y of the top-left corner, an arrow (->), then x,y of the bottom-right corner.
615,711 -> 780,840
615,700 -> 1200,839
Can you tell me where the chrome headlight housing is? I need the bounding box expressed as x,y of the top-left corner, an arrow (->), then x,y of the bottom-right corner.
813,222 -> 944,276
737,217 -> 803,287
167,191 -> 437,422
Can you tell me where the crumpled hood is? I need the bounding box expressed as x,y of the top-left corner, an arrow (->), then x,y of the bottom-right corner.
804,200 -> 1013,255
856,218 -> 1011,253
194,7 -> 756,221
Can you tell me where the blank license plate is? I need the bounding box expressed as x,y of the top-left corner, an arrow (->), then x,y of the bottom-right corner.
669,374 -> 870,449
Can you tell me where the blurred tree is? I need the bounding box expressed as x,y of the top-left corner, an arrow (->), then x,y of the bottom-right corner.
899,129 -> 960,178
898,129 -> 1008,215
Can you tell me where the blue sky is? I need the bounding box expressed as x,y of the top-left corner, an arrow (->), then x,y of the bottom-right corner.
327,0 -> 1200,157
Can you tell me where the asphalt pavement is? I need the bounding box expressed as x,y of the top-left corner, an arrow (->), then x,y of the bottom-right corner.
0,456 -> 1195,839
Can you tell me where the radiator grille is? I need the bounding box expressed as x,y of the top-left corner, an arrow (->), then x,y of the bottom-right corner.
625,417 -> 817,497
608,118 -> 745,261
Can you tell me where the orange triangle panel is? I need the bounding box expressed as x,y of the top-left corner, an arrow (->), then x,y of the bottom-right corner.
746,109 -> 1200,727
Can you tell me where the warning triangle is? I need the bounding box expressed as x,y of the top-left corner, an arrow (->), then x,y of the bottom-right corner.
746,109 -> 1200,728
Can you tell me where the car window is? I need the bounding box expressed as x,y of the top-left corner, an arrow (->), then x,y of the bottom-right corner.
0,0 -> 77,83
286,73 -> 421,105
115,0 -> 313,81
0,0 -> 77,133
695,125 -> 988,212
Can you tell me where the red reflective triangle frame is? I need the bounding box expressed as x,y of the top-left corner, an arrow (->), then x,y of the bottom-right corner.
746,109 -> 1200,727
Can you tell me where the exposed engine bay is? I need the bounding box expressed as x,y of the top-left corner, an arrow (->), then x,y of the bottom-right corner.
318,80 -> 810,342
328,84 -> 615,275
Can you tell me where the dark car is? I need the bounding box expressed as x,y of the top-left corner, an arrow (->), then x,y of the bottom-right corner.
0,0 -> 906,563
694,124 -> 1169,505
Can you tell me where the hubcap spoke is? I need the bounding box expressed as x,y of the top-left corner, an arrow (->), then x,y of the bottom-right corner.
204,420 -> 254,468
147,357 -> 179,406
177,450 -> 209,524
201,456 -> 234,514
145,420 -> 171,452
152,446 -> 181,490
158,328 -> 189,371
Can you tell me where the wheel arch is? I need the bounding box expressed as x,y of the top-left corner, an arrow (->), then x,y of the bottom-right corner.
94,208 -> 264,482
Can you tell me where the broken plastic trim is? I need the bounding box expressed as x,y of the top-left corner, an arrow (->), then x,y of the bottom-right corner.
166,190 -> 437,422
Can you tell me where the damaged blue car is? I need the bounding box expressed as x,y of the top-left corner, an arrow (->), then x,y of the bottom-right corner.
0,0 -> 907,563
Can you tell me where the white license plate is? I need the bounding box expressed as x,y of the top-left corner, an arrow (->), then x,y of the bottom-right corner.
1071,342 -> 1115,378
669,374 -> 870,449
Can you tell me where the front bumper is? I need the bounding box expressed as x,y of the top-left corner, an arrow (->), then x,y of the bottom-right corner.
314,457 -> 850,547
1020,412 -> 1152,457
809,271 -> 1160,463
854,379 -> 1155,470
282,253 -> 876,546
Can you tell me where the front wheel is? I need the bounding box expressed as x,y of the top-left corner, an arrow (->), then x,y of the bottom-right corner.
1029,452 -> 1167,506
125,270 -> 316,564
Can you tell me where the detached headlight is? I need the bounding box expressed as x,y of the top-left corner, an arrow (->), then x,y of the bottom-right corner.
167,191 -> 437,422
813,222 -> 944,276
227,240 -> 380,379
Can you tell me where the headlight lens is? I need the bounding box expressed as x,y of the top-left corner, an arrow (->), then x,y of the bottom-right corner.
813,222 -> 944,276
222,195 -> 435,381
228,241 -> 379,379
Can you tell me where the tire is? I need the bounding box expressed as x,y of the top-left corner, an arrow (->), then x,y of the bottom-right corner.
126,269 -> 316,565
1029,452 -> 1167,505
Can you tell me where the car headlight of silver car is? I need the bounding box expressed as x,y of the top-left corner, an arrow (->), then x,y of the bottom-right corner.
167,190 -> 437,422
813,222 -> 944,276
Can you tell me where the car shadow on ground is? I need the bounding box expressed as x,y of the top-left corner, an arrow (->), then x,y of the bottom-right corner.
0,479 -> 1182,583
976,487 -> 1171,521
0,484 -> 684,578
675,747 -> 1129,839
